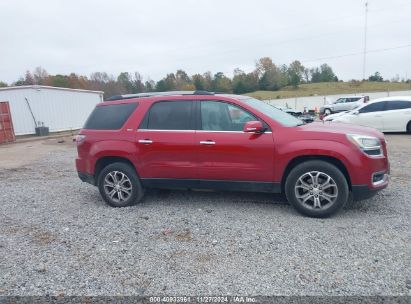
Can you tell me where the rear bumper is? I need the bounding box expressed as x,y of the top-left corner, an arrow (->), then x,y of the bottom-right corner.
78,172 -> 96,186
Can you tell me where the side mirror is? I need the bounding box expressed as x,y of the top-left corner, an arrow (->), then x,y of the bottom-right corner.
243,121 -> 265,133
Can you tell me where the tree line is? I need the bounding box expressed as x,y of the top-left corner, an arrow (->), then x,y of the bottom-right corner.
1,57 -> 342,98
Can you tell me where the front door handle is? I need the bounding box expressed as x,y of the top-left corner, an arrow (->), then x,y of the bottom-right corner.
138,139 -> 153,144
200,140 -> 215,145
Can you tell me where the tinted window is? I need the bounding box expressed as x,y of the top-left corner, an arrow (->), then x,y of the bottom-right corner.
144,101 -> 192,130
385,100 -> 411,111
84,103 -> 138,130
201,101 -> 256,131
241,97 -> 303,127
359,102 -> 385,113
347,98 -> 361,103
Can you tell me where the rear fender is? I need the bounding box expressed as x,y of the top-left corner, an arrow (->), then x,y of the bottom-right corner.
89,140 -> 140,175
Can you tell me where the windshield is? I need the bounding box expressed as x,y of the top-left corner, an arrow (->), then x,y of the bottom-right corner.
240,97 -> 303,127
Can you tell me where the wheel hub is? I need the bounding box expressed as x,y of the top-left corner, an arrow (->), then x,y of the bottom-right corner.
294,171 -> 338,210
103,171 -> 133,203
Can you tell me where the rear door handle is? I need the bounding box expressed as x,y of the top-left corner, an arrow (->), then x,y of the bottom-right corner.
200,140 -> 215,145
138,139 -> 153,144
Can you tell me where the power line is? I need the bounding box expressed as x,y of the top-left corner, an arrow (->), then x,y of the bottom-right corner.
302,44 -> 411,63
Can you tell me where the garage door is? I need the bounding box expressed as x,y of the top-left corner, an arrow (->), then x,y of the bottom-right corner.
0,101 -> 15,143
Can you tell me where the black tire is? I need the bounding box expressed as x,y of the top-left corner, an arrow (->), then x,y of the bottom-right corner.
407,121 -> 411,134
285,160 -> 349,218
97,162 -> 144,207
324,108 -> 332,115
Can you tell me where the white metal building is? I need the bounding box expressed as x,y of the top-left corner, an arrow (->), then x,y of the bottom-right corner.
0,85 -> 103,135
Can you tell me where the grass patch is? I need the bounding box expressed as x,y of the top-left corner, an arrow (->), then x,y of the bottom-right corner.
246,82 -> 411,100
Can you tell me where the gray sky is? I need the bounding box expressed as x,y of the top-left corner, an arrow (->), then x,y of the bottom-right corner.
1,0 -> 410,84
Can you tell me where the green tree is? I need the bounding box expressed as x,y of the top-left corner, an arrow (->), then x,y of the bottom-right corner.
144,79 -> 155,92
0,81 -> 7,87
287,60 -> 305,88
232,68 -> 258,94
117,72 -> 135,93
211,72 -> 232,92
192,74 -> 205,90
175,69 -> 192,90
50,74 -> 70,87
310,64 -> 337,83
368,72 -> 383,82
319,64 -> 337,82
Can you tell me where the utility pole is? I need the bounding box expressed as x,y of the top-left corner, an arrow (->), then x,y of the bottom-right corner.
362,1 -> 369,80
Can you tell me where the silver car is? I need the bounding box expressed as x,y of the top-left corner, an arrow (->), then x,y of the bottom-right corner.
321,96 -> 369,115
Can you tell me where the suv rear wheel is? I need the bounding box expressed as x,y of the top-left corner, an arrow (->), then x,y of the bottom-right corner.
324,108 -> 332,115
285,160 -> 349,218
407,121 -> 411,134
97,162 -> 144,207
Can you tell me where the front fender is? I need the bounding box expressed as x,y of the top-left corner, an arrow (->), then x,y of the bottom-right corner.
274,139 -> 362,184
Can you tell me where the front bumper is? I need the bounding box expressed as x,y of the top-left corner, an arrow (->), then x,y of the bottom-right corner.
352,173 -> 389,201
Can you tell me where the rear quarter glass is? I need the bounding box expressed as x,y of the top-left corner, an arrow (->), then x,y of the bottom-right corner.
84,103 -> 138,130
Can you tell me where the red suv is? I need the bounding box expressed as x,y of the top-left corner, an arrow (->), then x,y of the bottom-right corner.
76,91 -> 389,217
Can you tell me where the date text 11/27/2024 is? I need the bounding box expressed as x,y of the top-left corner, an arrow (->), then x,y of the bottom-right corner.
149,296 -> 257,303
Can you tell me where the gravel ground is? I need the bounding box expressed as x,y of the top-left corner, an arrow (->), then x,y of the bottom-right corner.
0,135 -> 410,296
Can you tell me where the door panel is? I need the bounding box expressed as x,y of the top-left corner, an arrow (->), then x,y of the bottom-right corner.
196,100 -> 274,182
136,130 -> 197,178
196,131 -> 274,181
354,112 -> 384,130
136,100 -> 197,179
354,101 -> 385,131
383,101 -> 411,132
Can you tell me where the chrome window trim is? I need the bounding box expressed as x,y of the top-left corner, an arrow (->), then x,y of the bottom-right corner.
196,130 -> 272,134
137,129 -> 195,132
137,129 -> 272,134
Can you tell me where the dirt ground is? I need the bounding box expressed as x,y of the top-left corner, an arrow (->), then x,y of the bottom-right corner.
0,135 -> 75,169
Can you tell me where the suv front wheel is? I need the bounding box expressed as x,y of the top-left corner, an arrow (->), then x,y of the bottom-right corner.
285,160 -> 349,218
97,162 -> 144,207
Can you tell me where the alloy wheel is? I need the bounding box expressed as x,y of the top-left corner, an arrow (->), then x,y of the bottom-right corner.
294,171 -> 338,210
103,171 -> 133,203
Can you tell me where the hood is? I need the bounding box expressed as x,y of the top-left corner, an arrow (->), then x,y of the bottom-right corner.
295,121 -> 384,140
323,111 -> 348,121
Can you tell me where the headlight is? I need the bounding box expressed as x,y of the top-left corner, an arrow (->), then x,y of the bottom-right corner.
347,134 -> 383,157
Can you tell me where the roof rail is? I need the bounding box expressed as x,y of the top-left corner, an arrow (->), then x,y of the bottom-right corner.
105,90 -> 215,101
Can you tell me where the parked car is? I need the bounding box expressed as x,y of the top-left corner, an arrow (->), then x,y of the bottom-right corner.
275,106 -> 315,123
76,91 -> 389,218
323,110 -> 354,122
332,96 -> 411,133
320,95 -> 369,115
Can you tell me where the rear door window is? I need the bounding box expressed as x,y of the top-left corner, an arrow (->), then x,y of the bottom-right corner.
140,100 -> 193,130
385,100 -> 411,111
84,103 -> 138,130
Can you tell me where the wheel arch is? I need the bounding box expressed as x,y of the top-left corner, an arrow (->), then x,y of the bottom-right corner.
94,156 -> 139,180
281,155 -> 352,192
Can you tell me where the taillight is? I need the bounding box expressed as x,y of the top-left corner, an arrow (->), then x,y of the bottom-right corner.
75,134 -> 86,144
